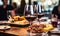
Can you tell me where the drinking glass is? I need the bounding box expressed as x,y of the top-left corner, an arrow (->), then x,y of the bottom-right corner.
24,5 -> 37,25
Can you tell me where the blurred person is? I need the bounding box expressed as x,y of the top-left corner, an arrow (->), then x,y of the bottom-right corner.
52,0 -> 60,19
0,0 -> 15,20
12,2 -> 17,10
51,0 -> 60,27
11,2 -> 17,15
16,0 -> 26,16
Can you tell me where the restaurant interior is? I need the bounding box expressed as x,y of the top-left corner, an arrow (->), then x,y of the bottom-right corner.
0,0 -> 60,36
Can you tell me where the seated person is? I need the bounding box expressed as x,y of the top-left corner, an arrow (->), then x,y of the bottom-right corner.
0,0 -> 15,20
52,1 -> 60,19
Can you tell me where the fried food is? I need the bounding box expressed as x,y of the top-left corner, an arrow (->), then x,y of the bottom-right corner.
42,24 -> 54,32
13,16 -> 29,24
14,19 -> 29,24
13,16 -> 20,21
28,24 -> 46,33
28,24 -> 53,33
14,16 -> 26,21
18,16 -> 25,21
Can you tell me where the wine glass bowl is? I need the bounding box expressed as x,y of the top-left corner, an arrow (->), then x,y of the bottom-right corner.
38,13 -> 44,19
25,16 -> 36,22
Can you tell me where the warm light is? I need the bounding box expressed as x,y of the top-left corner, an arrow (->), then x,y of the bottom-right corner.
25,0 -> 29,4
12,0 -> 21,6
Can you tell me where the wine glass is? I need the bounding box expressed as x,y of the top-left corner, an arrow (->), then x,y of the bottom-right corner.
7,10 -> 12,25
24,5 -> 37,25
24,5 -> 38,36
7,10 -> 14,22
7,10 -> 11,19
37,12 -> 44,23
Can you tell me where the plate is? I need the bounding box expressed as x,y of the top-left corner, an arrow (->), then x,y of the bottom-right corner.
0,25 -> 11,30
9,23 -> 30,27
28,32 -> 42,36
10,23 -> 29,25
0,21 -> 11,24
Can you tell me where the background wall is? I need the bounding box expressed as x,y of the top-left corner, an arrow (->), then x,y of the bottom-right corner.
12,0 -> 29,6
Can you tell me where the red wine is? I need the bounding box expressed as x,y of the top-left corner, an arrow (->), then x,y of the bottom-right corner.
38,14 -> 44,18
51,21 -> 57,27
25,16 -> 36,21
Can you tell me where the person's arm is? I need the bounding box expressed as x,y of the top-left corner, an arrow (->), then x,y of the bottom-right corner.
9,5 -> 16,18
51,14 -> 54,18
51,6 -> 57,18
10,10 -> 15,18
51,14 -> 58,18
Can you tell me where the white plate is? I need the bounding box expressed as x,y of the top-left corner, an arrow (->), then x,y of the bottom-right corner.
0,25 -> 11,30
0,21 -> 10,23
40,17 -> 49,20
9,22 -> 29,25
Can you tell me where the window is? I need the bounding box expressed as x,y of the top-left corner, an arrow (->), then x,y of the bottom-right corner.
38,0 -> 59,12
0,0 -> 10,5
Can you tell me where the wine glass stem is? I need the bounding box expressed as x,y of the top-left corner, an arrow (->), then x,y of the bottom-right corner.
29,21 -> 32,26
39,21 -> 40,24
29,21 -> 32,36
38,18 -> 40,24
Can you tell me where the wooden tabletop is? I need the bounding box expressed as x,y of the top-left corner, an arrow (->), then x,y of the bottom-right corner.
0,26 -> 29,36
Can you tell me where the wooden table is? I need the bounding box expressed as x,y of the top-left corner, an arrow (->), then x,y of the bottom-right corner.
0,26 -> 29,36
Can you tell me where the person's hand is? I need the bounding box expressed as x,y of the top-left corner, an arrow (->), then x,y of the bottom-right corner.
54,15 -> 58,18
51,14 -> 58,21
51,14 -> 58,18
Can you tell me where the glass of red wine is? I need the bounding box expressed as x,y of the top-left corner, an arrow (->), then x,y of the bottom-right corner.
24,5 -> 37,25
51,14 -> 58,28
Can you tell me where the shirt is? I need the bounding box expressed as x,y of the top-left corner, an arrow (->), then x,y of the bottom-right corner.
52,6 -> 60,19
16,0 -> 26,16
0,5 -> 14,20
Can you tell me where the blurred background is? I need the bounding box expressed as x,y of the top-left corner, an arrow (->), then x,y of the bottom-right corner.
0,0 -> 59,18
